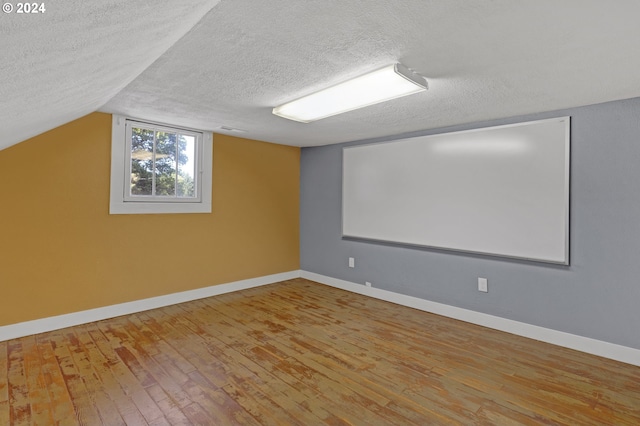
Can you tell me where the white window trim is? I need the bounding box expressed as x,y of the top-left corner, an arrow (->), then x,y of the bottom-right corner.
110,115 -> 213,214
123,119 -> 203,204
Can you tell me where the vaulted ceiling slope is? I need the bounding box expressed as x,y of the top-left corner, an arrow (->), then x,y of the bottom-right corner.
3,1 -> 640,150
0,0 -> 221,151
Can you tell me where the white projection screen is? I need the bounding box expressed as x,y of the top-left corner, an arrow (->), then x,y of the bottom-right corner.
342,117 -> 570,264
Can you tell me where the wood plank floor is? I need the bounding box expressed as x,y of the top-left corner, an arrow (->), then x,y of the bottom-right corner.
1,278 -> 639,425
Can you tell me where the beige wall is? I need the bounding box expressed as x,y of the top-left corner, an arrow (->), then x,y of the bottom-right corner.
0,113 -> 300,326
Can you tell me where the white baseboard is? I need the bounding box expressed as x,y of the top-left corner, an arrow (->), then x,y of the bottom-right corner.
0,270 -> 301,342
4,269 -> 638,367
301,271 -> 640,367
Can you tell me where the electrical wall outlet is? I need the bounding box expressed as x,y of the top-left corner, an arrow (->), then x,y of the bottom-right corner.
478,277 -> 488,293
348,257 -> 355,268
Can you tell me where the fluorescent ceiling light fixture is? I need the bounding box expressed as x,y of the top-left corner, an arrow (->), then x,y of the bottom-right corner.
272,63 -> 428,123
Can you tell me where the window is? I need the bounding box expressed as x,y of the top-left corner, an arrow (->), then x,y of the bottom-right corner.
110,115 -> 213,214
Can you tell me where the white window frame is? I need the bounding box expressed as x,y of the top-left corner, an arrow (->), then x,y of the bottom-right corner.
110,115 -> 213,214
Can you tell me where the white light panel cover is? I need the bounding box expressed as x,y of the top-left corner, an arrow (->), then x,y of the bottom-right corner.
273,64 -> 427,123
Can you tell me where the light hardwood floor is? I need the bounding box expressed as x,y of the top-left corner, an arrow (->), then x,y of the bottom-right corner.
1,278 -> 639,425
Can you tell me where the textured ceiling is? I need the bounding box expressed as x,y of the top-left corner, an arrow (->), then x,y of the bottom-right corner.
3,1 -> 640,149
0,0 -> 220,150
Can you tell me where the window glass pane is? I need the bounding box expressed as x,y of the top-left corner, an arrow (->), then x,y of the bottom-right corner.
130,127 -> 154,196
124,121 -> 203,204
155,131 -> 177,196
177,135 -> 196,197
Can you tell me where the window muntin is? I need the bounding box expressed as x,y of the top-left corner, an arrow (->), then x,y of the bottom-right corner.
109,115 -> 213,215
125,121 -> 202,203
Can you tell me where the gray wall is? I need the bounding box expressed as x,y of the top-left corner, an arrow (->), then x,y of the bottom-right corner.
300,97 -> 640,350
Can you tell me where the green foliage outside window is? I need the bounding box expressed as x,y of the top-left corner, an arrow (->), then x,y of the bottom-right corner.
130,127 -> 196,198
